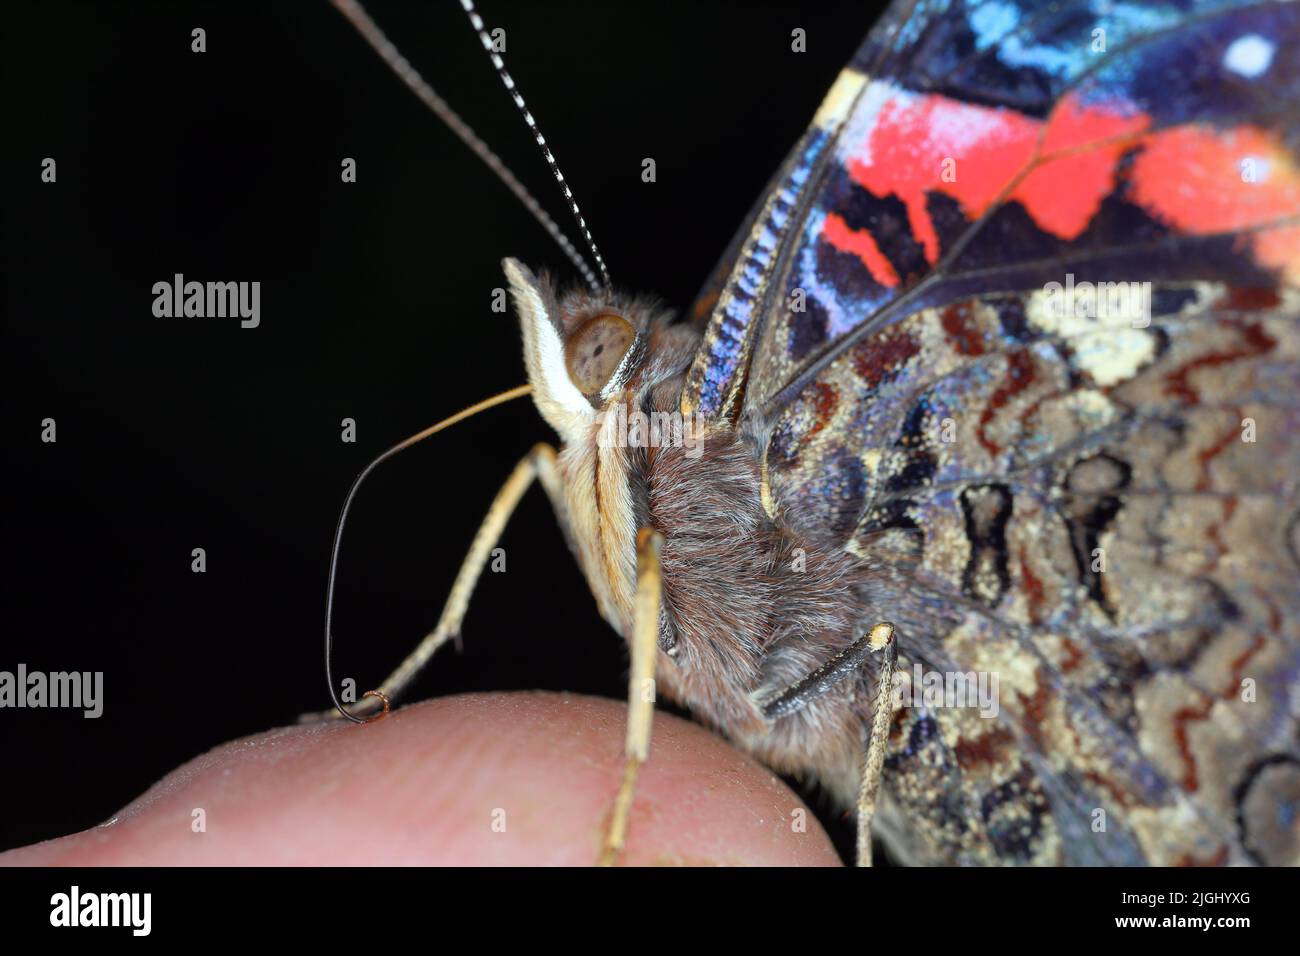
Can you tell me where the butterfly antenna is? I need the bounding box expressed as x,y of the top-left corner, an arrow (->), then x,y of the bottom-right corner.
459,0 -> 612,290
324,384 -> 533,723
330,0 -> 602,292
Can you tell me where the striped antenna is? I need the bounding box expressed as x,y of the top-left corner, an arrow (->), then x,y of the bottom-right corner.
330,0 -> 602,291
459,0 -> 612,290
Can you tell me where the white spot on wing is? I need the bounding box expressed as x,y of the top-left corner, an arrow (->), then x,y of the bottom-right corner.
1224,34 -> 1274,78
1072,328 -> 1156,387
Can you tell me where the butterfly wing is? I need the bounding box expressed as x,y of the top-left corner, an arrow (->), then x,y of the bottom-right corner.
684,0 -> 1300,423
815,283 -> 1300,865
684,0 -> 1300,864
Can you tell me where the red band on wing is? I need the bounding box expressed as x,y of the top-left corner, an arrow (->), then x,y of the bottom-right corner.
831,84 -> 1299,280
1129,125 -> 1300,280
822,211 -> 901,287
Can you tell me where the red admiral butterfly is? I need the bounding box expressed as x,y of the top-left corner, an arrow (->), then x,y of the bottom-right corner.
326,0 -> 1300,865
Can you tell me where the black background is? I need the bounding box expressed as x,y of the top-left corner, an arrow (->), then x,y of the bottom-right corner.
2,0 -> 880,856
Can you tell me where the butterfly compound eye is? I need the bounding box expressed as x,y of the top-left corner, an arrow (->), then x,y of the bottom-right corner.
565,314 -> 636,395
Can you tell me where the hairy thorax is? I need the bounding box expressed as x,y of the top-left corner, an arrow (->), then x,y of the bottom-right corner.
561,380 -> 887,806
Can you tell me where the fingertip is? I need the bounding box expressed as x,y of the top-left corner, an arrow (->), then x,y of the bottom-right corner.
2,692 -> 841,867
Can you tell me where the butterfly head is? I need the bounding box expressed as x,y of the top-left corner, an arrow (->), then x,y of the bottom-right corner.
504,257 -> 697,447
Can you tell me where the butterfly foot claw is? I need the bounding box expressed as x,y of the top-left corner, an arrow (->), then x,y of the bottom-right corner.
358,690 -> 390,721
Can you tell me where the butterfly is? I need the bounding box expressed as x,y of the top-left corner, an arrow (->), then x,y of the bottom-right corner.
328,0 -> 1300,865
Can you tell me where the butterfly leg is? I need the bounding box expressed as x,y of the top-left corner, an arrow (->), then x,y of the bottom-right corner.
759,621 -> 896,866
302,442 -> 565,722
598,527 -> 664,866
855,623 -> 896,867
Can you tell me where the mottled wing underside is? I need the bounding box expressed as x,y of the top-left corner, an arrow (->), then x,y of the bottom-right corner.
794,283 -> 1300,864
686,0 -> 1300,864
